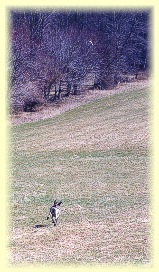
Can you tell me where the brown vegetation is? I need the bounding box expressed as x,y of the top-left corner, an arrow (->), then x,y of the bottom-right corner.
10,79 -> 150,126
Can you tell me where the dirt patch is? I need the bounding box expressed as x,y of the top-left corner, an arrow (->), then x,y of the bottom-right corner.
10,80 -> 151,126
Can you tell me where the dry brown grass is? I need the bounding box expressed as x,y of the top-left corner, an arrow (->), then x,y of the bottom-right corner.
10,80 -> 150,126
10,205 -> 150,265
9,80 -> 151,266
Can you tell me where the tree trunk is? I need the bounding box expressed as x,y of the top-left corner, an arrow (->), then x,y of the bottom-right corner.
73,83 -> 78,95
66,82 -> 72,97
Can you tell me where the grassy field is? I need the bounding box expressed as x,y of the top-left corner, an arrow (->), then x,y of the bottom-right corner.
9,86 -> 151,265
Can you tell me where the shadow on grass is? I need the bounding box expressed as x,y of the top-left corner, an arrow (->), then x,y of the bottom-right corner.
33,224 -> 49,228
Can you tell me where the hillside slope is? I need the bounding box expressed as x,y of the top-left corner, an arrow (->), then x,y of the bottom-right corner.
12,85 -> 150,152
10,85 -> 151,265
11,79 -> 149,125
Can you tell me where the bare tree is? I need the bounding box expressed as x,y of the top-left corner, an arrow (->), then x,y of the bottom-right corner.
9,9 -> 150,112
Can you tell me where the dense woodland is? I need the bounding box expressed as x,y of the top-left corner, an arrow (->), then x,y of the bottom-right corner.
9,9 -> 151,113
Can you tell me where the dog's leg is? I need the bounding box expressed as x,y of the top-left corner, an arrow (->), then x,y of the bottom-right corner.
47,212 -> 51,220
52,216 -> 56,226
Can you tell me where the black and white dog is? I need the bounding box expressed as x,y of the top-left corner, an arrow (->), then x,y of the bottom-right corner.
47,200 -> 62,226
